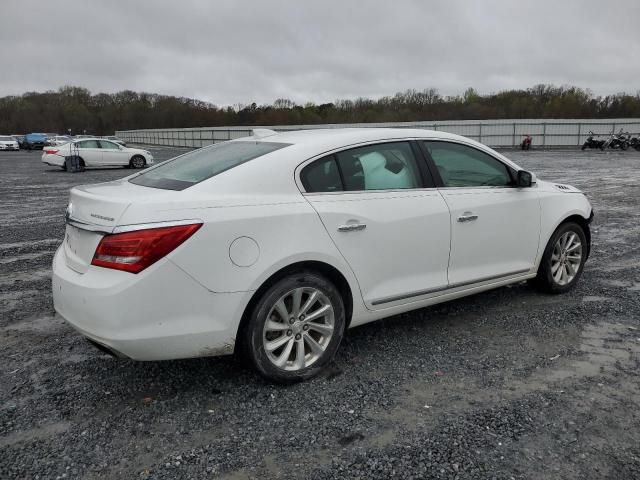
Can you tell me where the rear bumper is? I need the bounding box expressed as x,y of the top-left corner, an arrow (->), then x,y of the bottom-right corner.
52,246 -> 249,360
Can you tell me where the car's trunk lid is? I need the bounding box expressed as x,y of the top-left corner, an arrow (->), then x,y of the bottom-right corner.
64,180 -> 176,273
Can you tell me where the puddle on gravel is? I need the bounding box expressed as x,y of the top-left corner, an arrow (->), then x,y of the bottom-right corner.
3,314 -> 65,334
582,296 -> 610,302
0,269 -> 51,286
0,421 -> 70,448
366,319 -> 640,448
547,321 -> 639,381
0,238 -> 60,250
0,251 -> 54,265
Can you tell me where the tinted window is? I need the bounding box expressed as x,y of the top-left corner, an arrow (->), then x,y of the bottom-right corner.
99,140 -> 120,149
300,156 -> 342,193
130,141 -> 290,190
423,141 -> 512,187
78,140 -> 101,149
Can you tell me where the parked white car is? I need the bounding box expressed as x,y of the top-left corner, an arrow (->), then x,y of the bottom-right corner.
48,135 -> 73,146
0,135 -> 20,150
42,138 -> 153,169
52,128 -> 592,382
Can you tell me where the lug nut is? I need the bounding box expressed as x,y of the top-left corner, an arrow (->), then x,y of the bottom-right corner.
289,318 -> 295,324
299,314 -> 305,321
295,333 -> 301,340
303,325 -> 309,331
286,329 -> 292,336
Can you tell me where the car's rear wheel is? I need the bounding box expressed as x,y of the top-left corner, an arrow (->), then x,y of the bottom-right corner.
241,271 -> 345,383
532,222 -> 587,293
130,155 -> 145,169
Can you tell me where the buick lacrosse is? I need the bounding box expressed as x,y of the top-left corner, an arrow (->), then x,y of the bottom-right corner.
53,128 -> 592,382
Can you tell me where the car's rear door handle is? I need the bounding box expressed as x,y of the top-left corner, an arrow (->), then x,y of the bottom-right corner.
457,213 -> 478,223
338,223 -> 367,232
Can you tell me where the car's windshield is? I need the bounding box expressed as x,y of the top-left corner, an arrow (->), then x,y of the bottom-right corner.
129,141 -> 290,190
0,136 -> 14,141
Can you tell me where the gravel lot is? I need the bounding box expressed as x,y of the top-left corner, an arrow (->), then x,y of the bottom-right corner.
1,146 -> 639,479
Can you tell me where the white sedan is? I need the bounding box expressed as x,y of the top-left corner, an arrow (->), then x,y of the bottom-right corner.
42,138 -> 153,169
52,128 -> 592,382
0,135 -> 20,150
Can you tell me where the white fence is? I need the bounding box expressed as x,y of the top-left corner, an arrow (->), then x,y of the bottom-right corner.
116,118 -> 640,149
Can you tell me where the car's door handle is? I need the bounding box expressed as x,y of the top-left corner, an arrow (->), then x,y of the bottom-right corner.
457,213 -> 478,223
338,223 -> 367,232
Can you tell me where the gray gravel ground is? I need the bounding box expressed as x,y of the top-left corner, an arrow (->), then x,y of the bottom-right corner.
1,146 -> 639,480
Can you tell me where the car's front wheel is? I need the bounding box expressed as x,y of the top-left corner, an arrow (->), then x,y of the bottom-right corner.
532,222 -> 587,293
241,271 -> 345,383
130,155 -> 146,169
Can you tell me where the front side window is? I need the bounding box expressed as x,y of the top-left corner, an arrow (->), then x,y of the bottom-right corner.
99,140 -> 119,150
130,141 -> 290,190
423,141 -> 512,187
301,141 -> 422,193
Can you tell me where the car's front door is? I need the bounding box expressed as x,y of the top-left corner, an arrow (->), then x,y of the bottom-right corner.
99,140 -> 127,165
76,140 -> 103,166
421,140 -> 540,286
300,141 -> 451,309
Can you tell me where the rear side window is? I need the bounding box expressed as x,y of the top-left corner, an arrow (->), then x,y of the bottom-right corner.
301,141 -> 423,193
300,156 -> 342,193
130,141 -> 290,190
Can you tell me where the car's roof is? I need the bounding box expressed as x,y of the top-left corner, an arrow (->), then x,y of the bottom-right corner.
244,128 -> 484,154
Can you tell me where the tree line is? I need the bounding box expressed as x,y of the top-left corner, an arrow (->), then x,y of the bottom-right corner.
0,85 -> 639,135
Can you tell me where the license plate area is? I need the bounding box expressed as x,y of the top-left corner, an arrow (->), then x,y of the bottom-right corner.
64,225 -> 104,273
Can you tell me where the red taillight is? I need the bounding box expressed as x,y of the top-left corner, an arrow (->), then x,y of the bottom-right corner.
91,223 -> 202,273
44,148 -> 59,154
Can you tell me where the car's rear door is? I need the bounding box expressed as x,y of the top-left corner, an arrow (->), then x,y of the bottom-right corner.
77,140 -> 103,166
420,140 -> 540,286
300,141 -> 451,309
99,140 -> 127,165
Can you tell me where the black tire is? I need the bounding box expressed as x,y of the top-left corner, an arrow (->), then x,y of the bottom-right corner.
130,155 -> 146,169
240,271 -> 345,383
531,222 -> 588,294
581,143 -> 587,150
621,142 -> 629,151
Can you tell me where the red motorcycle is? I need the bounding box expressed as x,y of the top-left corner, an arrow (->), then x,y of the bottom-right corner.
520,135 -> 532,150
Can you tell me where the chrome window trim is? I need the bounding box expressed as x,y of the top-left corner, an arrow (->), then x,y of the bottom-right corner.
302,186 -> 440,197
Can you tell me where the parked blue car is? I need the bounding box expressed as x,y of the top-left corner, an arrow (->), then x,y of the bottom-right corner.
23,133 -> 48,150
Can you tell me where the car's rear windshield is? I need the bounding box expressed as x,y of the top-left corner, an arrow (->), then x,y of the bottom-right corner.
0,136 -> 14,141
129,141 -> 290,190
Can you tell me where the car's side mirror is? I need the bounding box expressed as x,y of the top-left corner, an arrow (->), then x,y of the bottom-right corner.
517,170 -> 534,188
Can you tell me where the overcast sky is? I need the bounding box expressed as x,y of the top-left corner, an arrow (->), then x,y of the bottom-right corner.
3,0 -> 639,106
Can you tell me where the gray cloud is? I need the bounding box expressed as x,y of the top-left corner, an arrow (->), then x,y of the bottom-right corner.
3,0 -> 639,105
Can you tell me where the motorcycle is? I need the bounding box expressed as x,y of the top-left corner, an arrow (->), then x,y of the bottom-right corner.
582,131 -> 605,150
520,134 -> 532,150
606,129 -> 629,150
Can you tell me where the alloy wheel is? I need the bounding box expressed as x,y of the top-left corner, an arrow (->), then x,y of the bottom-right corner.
262,287 -> 335,371
551,231 -> 583,286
